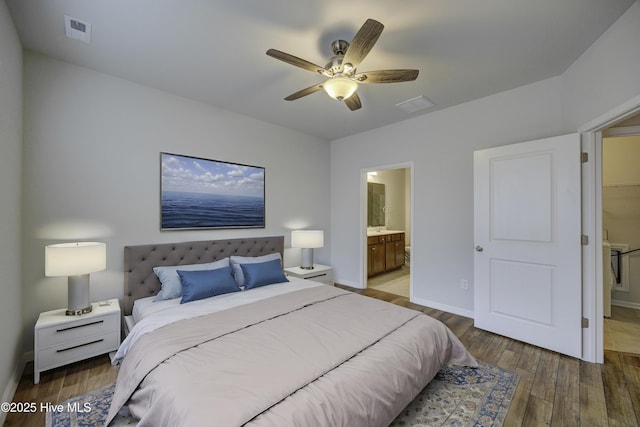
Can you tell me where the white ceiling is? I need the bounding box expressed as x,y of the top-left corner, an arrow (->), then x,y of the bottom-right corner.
6,0 -> 635,141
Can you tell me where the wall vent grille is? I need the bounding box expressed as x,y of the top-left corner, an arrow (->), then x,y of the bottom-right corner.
64,15 -> 91,44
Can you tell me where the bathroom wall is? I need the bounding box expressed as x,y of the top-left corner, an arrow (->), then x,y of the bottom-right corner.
603,135 -> 640,308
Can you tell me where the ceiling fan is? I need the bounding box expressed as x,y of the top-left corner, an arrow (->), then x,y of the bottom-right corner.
266,19 -> 419,111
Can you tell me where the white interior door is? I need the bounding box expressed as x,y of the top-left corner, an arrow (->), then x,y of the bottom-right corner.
474,134 -> 582,358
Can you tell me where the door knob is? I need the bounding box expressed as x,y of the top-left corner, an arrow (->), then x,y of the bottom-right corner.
475,246 -> 484,252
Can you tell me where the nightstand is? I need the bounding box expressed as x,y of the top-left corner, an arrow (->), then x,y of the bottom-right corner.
34,299 -> 121,384
284,264 -> 334,285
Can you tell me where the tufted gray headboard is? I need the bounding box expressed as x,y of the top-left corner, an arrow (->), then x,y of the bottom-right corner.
123,236 -> 284,315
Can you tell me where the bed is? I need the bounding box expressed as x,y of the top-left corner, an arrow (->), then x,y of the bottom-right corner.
107,236 -> 476,427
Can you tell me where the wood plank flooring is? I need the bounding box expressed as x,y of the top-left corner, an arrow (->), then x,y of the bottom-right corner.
5,287 -> 640,426
5,355 -> 118,427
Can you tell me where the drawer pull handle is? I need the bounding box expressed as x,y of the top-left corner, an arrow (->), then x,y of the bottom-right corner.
306,274 -> 327,279
56,339 -> 104,353
56,320 -> 104,333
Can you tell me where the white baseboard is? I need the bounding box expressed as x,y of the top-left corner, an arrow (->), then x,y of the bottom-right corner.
612,299 -> 640,310
411,296 -> 475,319
0,356 -> 26,425
336,280 -> 475,319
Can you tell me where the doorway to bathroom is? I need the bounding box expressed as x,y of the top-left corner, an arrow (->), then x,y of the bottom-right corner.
364,165 -> 412,299
602,114 -> 640,355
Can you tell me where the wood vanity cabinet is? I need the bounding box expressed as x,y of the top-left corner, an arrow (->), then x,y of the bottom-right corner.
368,232 -> 405,277
386,233 -> 406,270
368,236 -> 386,276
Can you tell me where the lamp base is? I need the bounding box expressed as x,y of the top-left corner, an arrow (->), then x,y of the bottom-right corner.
300,248 -> 315,270
66,306 -> 93,316
66,274 -> 92,316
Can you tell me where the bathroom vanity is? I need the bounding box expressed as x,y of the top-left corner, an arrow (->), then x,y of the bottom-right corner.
367,230 -> 405,277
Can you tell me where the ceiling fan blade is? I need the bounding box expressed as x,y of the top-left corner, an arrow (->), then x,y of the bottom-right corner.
342,19 -> 384,69
266,49 -> 327,75
344,92 -> 362,111
284,83 -> 324,101
355,69 -> 419,83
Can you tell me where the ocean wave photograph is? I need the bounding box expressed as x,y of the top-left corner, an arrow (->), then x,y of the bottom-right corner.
160,153 -> 265,229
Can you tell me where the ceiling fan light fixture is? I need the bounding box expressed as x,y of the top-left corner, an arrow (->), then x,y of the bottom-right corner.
323,77 -> 358,101
267,19 -> 417,111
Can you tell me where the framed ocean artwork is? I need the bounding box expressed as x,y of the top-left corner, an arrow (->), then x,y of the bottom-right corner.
160,152 -> 265,230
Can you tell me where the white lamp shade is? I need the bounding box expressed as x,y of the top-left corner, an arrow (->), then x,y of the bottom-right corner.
322,77 -> 358,101
45,242 -> 106,277
291,230 -> 324,249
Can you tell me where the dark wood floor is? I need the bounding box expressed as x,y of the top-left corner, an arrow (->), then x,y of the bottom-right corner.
5,287 -> 640,426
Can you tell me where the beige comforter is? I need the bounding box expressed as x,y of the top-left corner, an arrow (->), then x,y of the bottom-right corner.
106,285 -> 476,427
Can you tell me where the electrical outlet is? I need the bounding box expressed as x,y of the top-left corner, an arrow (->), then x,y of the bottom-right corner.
461,279 -> 469,290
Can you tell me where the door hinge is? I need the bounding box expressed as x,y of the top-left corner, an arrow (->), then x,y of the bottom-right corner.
581,235 -> 589,245
581,152 -> 589,163
582,317 -> 589,328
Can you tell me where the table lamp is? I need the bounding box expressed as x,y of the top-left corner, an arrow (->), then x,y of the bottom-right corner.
291,230 -> 324,270
45,242 -> 106,315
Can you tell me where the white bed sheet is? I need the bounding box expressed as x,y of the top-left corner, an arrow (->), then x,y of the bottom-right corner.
114,277 -> 323,364
132,295 -> 175,324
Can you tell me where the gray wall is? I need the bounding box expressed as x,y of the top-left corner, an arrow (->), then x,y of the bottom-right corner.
331,77 -> 567,316
21,52 -> 331,352
0,0 -> 23,416
330,2 -> 640,316
7,0 -> 640,384
562,3 -> 640,130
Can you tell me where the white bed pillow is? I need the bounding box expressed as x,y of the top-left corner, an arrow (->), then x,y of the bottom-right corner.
153,257 -> 230,301
230,253 -> 282,288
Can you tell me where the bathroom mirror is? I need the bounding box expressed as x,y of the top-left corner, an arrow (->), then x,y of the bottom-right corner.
368,182 -> 385,227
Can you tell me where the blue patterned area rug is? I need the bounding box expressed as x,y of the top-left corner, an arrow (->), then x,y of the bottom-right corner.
391,361 -> 519,426
47,361 -> 517,427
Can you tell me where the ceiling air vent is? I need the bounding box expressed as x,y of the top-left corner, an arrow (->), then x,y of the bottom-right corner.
395,95 -> 435,114
64,15 -> 91,44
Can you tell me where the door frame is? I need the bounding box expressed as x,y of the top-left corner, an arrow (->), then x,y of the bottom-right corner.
580,93 -> 640,363
360,162 -> 414,298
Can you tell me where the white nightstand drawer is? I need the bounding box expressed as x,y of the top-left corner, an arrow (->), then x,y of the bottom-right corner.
34,299 -> 121,384
301,271 -> 334,285
37,312 -> 119,348
37,331 -> 119,371
284,264 -> 334,285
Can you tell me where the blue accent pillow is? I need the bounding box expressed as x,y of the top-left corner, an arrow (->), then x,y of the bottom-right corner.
240,258 -> 289,290
230,253 -> 282,288
177,266 -> 240,304
153,258 -> 230,301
